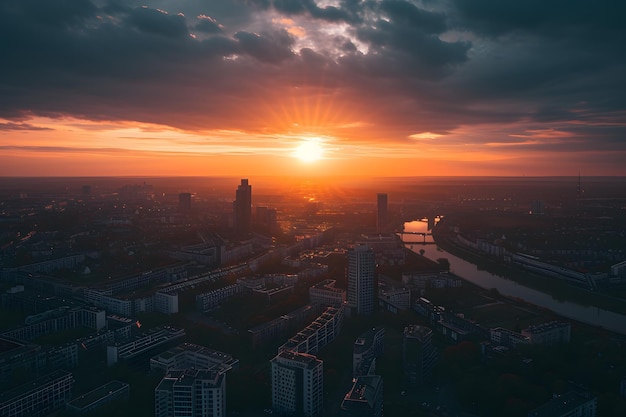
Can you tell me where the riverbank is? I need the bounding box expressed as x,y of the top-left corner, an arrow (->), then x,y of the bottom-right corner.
430,228 -> 626,316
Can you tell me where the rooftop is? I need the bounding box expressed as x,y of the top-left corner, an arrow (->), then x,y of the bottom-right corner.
67,380 -> 128,409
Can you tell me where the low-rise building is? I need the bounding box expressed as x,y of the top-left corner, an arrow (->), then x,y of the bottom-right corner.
309,279 -> 346,307
106,326 -> 185,367
278,305 -> 345,355
0,370 -> 74,417
66,380 -> 129,414
522,321 -> 571,346
340,375 -> 383,417
150,343 -> 239,374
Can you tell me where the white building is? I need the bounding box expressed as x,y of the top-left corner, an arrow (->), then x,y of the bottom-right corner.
347,244 -> 376,316
155,369 -> 225,417
271,351 -> 323,417
309,279 -> 346,307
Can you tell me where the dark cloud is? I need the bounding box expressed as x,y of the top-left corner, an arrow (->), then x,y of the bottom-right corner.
195,15 -> 222,34
272,0 -> 356,23
234,29 -> 295,63
0,0 -> 624,165
127,6 -> 189,38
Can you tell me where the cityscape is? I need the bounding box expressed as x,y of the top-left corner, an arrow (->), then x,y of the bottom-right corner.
0,176 -> 625,417
2,1 -> 626,417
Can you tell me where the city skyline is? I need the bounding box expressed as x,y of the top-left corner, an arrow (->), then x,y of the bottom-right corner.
1,0 -> 625,177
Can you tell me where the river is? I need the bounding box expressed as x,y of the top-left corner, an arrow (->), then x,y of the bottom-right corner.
401,220 -> 626,335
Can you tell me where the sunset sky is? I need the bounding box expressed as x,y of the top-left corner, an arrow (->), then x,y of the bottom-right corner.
1,0 -> 625,177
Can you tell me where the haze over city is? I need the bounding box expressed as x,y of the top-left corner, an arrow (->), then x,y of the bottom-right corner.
2,2 -> 626,417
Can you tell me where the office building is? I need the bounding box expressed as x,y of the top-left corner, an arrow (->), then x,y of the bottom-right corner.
376,193 -> 388,233
340,375 -> 383,417
279,305 -> 345,355
309,279 -> 346,307
0,370 -> 74,417
353,327 -> 385,377
155,369 -> 226,417
271,351 -> 323,417
233,179 -> 252,235
347,244 -> 376,316
403,325 -> 437,385
522,321 -> 571,346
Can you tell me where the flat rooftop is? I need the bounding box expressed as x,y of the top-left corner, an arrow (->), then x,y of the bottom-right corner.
68,380 -> 128,409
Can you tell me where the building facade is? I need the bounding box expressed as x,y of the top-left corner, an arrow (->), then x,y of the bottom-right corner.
347,244 -> 376,316
271,351 -> 323,417
155,369 -> 226,417
376,193 -> 388,233
0,370 -> 74,417
233,179 -> 252,235
403,325 -> 437,385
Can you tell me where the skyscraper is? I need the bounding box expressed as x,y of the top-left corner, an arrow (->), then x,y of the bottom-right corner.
376,193 -> 388,233
402,325 -> 437,385
347,244 -> 376,316
233,179 -> 251,235
271,351 -> 323,417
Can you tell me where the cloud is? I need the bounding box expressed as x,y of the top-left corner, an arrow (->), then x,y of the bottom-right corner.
0,0 -> 624,174
234,29 -> 296,63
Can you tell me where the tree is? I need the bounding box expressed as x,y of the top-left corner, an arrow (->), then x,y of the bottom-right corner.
437,257 -> 450,270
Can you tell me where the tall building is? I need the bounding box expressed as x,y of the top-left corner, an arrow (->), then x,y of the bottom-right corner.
347,244 -> 376,316
403,325 -> 437,385
233,179 -> 252,235
376,193 -> 388,233
155,369 -> 226,417
178,193 -> 192,212
271,351 -> 323,417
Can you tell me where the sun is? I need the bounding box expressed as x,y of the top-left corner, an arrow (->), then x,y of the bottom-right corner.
293,139 -> 324,162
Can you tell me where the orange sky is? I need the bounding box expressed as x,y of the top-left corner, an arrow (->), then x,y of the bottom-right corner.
1,1 -> 625,177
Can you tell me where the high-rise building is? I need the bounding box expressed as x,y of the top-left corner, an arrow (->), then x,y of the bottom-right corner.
271,351 -> 323,417
376,193 -> 388,233
347,244 -> 376,316
155,369 -> 226,417
178,193 -> 192,212
233,179 -> 252,235
403,325 -> 437,385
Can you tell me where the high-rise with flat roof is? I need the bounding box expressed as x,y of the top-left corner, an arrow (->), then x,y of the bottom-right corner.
376,193 -> 388,233
403,325 -> 437,385
347,244 -> 376,316
233,179 -> 252,235
271,351 -> 323,417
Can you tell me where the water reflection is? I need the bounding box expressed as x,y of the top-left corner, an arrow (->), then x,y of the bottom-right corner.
403,222 -> 626,335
